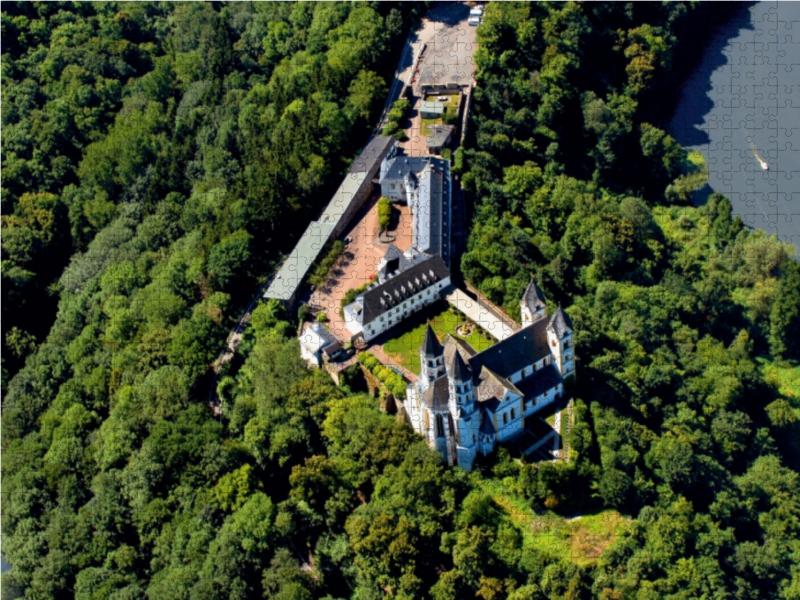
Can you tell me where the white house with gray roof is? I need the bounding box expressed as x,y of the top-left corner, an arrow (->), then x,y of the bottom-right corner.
379,153 -> 452,265
406,281 -> 574,470
343,252 -> 451,342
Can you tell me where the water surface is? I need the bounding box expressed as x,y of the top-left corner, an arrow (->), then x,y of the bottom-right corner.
670,1 -> 800,250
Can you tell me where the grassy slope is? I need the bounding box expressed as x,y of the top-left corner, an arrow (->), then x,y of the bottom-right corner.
475,475 -> 629,566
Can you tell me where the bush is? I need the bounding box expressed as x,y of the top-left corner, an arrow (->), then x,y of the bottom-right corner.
441,148 -> 452,161
297,304 -> 310,324
316,312 -> 327,323
378,197 -> 393,232
357,351 -> 405,398
307,240 -> 346,288
382,121 -> 400,137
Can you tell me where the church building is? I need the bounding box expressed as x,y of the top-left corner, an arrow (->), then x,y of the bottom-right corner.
405,281 -> 574,470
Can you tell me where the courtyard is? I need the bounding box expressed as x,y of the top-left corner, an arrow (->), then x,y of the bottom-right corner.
308,191 -> 413,343
381,301 -> 496,375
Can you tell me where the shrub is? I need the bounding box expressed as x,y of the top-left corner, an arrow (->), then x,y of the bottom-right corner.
378,197 -> 393,232
316,312 -> 327,323
382,121 -> 400,137
297,304 -> 310,324
441,148 -> 452,161
307,240 -> 346,288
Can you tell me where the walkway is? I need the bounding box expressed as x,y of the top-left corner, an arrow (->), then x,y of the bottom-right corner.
443,285 -> 516,341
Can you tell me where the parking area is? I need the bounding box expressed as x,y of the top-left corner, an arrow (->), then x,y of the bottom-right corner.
415,3 -> 478,90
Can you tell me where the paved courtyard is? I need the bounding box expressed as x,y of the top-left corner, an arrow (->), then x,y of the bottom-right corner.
309,191 -> 413,343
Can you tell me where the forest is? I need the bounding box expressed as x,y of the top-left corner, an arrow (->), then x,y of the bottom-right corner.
2,2 -> 800,600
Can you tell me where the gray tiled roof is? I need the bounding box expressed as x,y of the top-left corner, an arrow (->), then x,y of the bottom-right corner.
443,334 -> 478,363
447,344 -> 471,382
379,156 -> 448,184
360,254 -> 450,325
423,323 -> 444,357
474,366 -> 521,412
523,280 -> 547,312
547,307 -> 573,339
349,136 -> 396,174
426,124 -> 455,148
468,319 -> 551,381
515,364 -> 563,399
421,376 -> 450,412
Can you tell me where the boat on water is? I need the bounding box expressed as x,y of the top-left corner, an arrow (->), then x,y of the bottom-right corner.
752,142 -> 769,170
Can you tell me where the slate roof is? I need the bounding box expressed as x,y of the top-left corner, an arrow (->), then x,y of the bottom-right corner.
447,345 -> 471,382
443,334 -> 478,363
467,319 -> 551,381
515,364 -> 563,399
423,323 -> 444,357
523,280 -> 547,312
349,136 -> 396,174
421,376 -> 450,412
378,244 -> 424,283
426,124 -> 455,148
547,307 -> 573,339
379,155 -> 448,184
474,366 -> 521,412
359,254 -> 450,325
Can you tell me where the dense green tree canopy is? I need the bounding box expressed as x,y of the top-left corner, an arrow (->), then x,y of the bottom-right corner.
3,2 -> 799,600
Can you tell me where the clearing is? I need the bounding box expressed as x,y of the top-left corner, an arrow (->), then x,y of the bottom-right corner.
476,476 -> 630,566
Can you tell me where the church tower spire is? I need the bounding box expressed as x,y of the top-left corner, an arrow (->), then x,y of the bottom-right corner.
419,323 -> 444,390
521,279 -> 547,327
547,306 -> 575,377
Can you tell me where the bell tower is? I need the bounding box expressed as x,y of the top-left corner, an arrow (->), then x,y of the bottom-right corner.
419,323 -> 444,391
521,280 -> 547,327
546,306 -> 575,377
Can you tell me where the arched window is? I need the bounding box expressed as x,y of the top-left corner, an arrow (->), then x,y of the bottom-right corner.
503,412 -> 509,425
511,408 -> 516,420
435,414 -> 445,437
472,434 -> 476,443
543,357 -> 549,365
521,368 -> 527,378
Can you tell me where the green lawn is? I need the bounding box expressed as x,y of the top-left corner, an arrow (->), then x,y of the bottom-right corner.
475,476 -> 628,566
383,305 -> 495,373
421,117 -> 440,137
421,94 -> 459,136
425,94 -> 459,111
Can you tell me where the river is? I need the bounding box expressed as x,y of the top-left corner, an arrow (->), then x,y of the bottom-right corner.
669,1 -> 800,251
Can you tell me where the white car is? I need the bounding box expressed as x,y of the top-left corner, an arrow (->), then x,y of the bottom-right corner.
468,15 -> 481,26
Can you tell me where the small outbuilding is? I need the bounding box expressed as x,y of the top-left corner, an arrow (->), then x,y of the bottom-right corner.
299,322 -> 343,366
426,124 -> 455,154
420,100 -> 445,119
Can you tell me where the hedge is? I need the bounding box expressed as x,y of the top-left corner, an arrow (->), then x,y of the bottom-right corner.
358,351 -> 406,398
